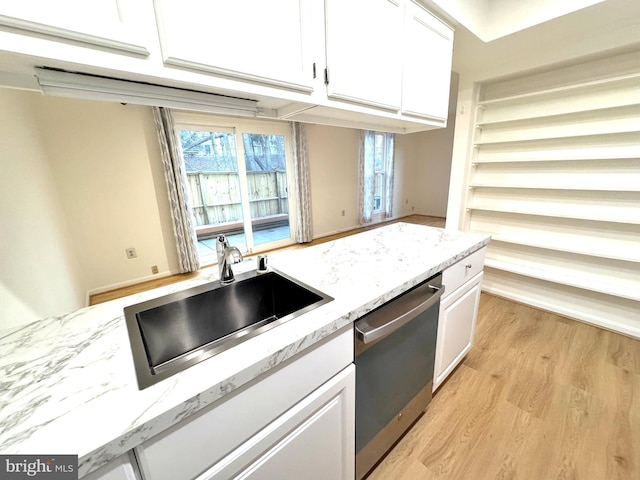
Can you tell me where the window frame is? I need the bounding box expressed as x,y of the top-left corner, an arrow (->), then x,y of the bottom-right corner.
173,112 -> 298,263
365,131 -> 393,222
372,132 -> 388,215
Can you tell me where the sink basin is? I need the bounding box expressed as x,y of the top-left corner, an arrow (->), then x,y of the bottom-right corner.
124,270 -> 332,389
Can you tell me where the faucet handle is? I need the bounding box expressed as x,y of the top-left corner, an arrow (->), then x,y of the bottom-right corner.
216,234 -> 230,258
257,254 -> 268,273
217,234 -> 229,248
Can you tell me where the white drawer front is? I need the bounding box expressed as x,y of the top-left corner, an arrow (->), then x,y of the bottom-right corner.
135,326 -> 353,480
442,247 -> 486,297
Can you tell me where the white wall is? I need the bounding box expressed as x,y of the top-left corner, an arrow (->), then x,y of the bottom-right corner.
306,124 -> 361,237
403,117 -> 455,217
0,89 -> 85,330
32,95 -> 180,294
392,132 -> 416,219
0,89 -> 181,330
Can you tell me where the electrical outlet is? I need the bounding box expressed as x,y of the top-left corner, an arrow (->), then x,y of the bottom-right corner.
151,265 -> 159,274
125,247 -> 137,259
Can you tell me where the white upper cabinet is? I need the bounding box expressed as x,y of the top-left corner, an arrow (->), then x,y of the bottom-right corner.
0,0 -> 150,55
402,0 -> 454,121
0,0 -> 454,132
324,0 -> 404,110
153,0 -> 316,92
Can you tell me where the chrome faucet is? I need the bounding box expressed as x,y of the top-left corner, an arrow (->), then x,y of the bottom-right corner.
216,234 -> 243,284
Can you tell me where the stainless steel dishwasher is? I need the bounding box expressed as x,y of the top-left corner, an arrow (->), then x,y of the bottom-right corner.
354,273 -> 444,479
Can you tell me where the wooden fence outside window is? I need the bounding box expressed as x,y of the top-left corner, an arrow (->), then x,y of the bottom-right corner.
186,170 -> 289,237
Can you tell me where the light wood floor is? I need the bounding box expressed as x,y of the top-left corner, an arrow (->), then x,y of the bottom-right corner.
369,293 -> 640,480
90,214 -> 446,305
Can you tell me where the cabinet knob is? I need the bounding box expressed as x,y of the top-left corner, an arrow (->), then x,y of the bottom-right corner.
465,263 -> 472,269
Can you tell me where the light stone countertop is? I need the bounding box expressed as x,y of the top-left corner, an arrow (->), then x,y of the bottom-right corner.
0,223 -> 489,477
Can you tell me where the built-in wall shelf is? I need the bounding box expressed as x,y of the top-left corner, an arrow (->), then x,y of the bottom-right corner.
466,50 -> 640,338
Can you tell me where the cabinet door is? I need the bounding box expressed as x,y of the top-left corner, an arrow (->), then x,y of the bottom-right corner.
324,0 -> 403,110
81,453 -> 139,480
0,0 -> 149,55
434,272 -> 483,390
135,328 -> 353,480
200,365 -> 355,480
402,0 -> 453,121
154,0 -> 315,92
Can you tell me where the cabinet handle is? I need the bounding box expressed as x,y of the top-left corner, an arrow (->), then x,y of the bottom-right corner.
465,264 -> 472,269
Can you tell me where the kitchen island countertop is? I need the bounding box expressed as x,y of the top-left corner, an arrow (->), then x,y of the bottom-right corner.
0,223 -> 489,477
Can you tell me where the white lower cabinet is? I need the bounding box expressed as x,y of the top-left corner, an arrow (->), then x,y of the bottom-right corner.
135,327 -> 354,480
81,453 -> 140,480
210,365 -> 355,480
433,247 -> 486,390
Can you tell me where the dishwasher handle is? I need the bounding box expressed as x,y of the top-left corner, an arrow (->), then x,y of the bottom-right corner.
355,282 -> 445,345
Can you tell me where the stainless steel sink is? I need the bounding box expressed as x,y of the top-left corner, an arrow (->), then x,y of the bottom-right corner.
124,269 -> 332,389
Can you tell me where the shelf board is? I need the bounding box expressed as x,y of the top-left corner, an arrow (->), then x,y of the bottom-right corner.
475,232 -> 640,265
474,130 -> 640,148
469,183 -> 640,193
469,157 -> 640,192
469,205 -> 640,225
471,157 -> 640,166
476,107 -> 640,145
475,132 -> 640,164
468,208 -> 640,264
469,189 -> 640,225
477,102 -> 640,129
484,255 -> 640,303
482,269 -> 640,339
479,72 -> 640,107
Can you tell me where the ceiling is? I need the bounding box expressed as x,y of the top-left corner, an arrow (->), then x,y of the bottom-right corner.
421,0 -> 640,80
428,0 -> 607,42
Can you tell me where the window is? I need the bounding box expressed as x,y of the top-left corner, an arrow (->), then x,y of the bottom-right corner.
174,113 -> 296,265
373,132 -> 389,213
361,130 -> 394,223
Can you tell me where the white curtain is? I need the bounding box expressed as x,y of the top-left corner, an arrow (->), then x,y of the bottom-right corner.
290,122 -> 313,243
153,107 -> 200,273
